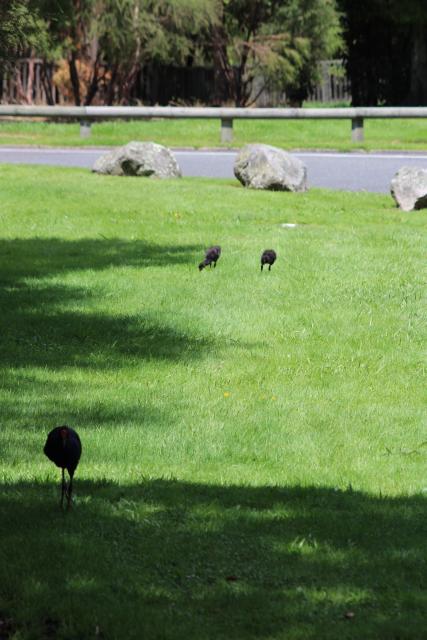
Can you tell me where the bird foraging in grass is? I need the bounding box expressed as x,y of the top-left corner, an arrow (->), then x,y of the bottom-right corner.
44,426 -> 82,509
199,246 -> 221,270
261,249 -> 277,271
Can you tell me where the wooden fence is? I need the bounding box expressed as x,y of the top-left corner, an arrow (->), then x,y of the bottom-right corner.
0,59 -> 351,106
0,59 -> 58,105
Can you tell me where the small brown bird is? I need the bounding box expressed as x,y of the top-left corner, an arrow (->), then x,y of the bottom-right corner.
261,249 -> 277,271
44,426 -> 82,509
199,245 -> 221,270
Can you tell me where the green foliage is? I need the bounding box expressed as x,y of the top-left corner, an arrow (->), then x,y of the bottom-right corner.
98,0 -> 216,72
207,0 -> 343,106
27,0 -> 218,104
271,0 -> 343,103
280,0 -> 343,59
212,1 -> 284,104
2,0 -> 343,105
257,32 -> 310,97
0,0 -> 49,63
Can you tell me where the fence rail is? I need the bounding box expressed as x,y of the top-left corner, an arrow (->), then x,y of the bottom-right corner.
1,105 -> 427,142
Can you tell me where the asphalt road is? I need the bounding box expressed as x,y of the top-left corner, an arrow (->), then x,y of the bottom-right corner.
1,146 -> 427,193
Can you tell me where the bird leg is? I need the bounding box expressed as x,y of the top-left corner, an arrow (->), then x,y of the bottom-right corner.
269,264 -> 271,271
261,264 -> 263,271
66,473 -> 73,510
61,468 -> 66,509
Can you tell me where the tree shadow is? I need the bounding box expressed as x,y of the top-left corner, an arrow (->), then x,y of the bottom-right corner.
1,303 -> 214,368
0,479 -> 425,639
0,237 -> 202,280
0,372 -> 161,429
0,237 -> 211,369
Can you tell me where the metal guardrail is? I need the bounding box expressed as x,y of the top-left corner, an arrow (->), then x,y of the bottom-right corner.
1,105 -> 427,143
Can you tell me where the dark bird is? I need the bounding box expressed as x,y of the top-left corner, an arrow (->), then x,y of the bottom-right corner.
44,426 -> 82,509
261,249 -> 277,271
199,245 -> 221,270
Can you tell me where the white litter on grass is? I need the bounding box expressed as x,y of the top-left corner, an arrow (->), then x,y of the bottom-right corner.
281,223 -> 298,228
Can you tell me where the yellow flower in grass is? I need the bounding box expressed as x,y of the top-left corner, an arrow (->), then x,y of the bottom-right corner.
223,392 -> 230,398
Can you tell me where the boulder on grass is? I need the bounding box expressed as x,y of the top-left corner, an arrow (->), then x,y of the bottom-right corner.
390,166 -> 427,211
234,143 -> 307,192
92,141 -> 182,178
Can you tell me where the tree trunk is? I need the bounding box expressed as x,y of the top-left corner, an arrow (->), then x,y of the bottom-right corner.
41,64 -> 55,105
25,52 -> 35,104
69,52 -> 81,105
15,64 -> 27,103
84,55 -> 101,106
211,25 -> 235,104
106,65 -> 118,105
84,35 -> 100,105
119,1 -> 141,104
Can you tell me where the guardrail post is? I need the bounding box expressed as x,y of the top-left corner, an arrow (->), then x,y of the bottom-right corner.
80,120 -> 91,138
351,117 -> 364,142
221,118 -> 233,143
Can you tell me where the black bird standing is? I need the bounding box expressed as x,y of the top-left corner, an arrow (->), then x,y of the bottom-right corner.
44,426 -> 82,509
199,245 -> 221,270
261,249 -> 277,271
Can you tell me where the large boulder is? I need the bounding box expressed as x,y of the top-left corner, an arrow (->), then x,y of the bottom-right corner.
234,143 -> 307,192
390,166 -> 427,211
92,141 -> 182,178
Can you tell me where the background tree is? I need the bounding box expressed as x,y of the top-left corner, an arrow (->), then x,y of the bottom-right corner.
0,1 -> 49,103
209,0 -> 342,107
98,0 -> 216,104
338,0 -> 427,106
30,0 -> 216,105
272,0 -> 343,106
390,0 -> 427,105
33,0 -> 107,106
0,1 -> 46,63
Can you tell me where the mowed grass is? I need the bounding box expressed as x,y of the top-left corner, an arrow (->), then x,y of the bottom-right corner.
0,165 -> 426,639
1,116 -> 427,150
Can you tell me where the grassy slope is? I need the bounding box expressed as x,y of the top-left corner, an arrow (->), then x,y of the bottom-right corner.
0,117 -> 427,150
0,166 -> 426,639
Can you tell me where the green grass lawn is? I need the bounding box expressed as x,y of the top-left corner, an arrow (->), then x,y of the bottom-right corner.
1,117 -> 427,150
0,165 -> 426,639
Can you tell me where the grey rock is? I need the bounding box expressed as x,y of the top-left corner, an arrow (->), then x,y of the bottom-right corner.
92,149 -> 119,175
92,141 -> 182,178
390,166 -> 427,211
234,143 -> 307,192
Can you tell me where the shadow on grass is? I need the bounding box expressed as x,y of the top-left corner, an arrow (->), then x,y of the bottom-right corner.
0,304 -> 213,367
0,374 -> 161,430
0,237 -> 210,368
0,237 -> 202,278
0,479 -> 425,640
